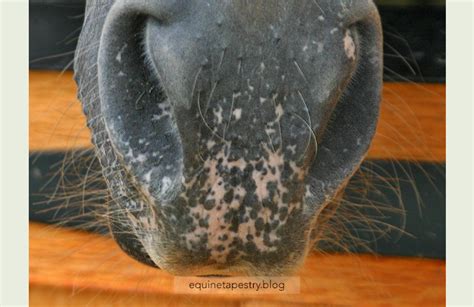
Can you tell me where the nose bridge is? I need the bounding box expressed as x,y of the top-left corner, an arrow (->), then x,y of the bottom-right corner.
230,0 -> 289,29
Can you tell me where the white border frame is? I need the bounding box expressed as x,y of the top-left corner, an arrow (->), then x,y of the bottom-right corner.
446,0 -> 474,306
0,0 -> 473,306
0,0 -> 28,306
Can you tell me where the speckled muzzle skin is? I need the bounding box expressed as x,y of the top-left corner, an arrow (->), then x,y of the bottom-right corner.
74,0 -> 382,276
